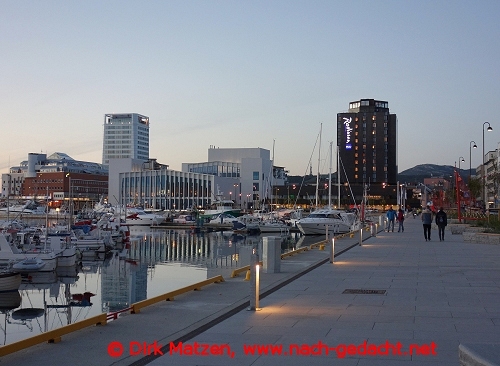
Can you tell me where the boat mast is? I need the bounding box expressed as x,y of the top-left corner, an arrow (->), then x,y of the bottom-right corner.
271,139 -> 275,213
315,123 -> 322,208
337,145 -> 341,208
328,141 -> 332,208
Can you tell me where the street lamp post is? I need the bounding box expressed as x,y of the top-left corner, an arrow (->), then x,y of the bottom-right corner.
469,141 -> 477,184
482,122 -> 493,211
457,158 -> 465,223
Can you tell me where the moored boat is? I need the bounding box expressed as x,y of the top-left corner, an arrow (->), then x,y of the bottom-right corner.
0,234 -> 57,271
0,271 -> 22,292
123,207 -> 166,226
296,208 -> 357,235
12,257 -> 45,272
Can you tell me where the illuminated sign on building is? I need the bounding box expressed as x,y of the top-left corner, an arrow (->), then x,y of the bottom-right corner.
343,117 -> 353,150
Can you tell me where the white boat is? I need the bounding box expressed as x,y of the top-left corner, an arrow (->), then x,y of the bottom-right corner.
201,188 -> 241,218
0,271 -> 22,292
208,212 -> 240,225
172,214 -> 196,224
123,207 -> 166,226
11,231 -> 77,268
257,219 -> 289,234
0,200 -> 46,215
233,214 -> 261,234
250,210 -> 289,234
297,140 -> 360,236
71,235 -> 107,253
45,237 -> 77,267
12,257 -> 45,272
296,208 -> 357,235
0,234 -> 57,271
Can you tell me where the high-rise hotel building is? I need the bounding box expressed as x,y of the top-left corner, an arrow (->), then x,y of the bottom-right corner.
337,99 -> 397,192
102,113 -> 150,166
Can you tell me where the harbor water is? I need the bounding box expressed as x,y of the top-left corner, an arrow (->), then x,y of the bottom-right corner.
1,225 -> 320,346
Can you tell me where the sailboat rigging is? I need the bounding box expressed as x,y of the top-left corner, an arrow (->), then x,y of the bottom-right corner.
296,140 -> 359,235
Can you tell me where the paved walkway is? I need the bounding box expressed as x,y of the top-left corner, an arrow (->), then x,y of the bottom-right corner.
1,217 -> 499,365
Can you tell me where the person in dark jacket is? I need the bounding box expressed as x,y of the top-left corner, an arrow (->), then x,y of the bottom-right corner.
421,206 -> 433,241
435,207 -> 448,241
397,208 -> 405,232
386,206 -> 396,232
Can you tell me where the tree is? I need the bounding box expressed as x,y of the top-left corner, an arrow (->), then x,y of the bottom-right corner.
468,177 -> 482,205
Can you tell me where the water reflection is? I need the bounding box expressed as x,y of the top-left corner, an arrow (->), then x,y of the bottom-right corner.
1,228 -> 308,346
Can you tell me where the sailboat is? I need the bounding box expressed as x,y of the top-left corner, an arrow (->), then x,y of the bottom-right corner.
296,141 -> 358,235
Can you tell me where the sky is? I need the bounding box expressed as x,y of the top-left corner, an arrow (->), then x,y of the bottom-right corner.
1,0 -> 499,176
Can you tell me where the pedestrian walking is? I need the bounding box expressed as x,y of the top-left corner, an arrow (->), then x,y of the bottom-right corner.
397,208 -> 405,232
435,207 -> 448,241
386,206 -> 396,232
421,206 -> 433,241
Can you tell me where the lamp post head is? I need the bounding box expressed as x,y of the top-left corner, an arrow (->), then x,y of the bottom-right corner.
488,126 -> 493,132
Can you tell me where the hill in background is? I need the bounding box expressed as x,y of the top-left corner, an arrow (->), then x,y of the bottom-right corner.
398,164 -> 473,184
287,164 -> 474,186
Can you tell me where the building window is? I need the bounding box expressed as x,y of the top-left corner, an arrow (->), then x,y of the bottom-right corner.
253,171 -> 259,180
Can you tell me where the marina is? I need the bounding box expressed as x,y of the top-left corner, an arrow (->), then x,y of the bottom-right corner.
0,225 -> 317,346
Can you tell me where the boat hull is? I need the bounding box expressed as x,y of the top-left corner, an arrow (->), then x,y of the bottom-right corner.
0,271 -> 22,292
54,247 -> 77,267
296,221 -> 352,235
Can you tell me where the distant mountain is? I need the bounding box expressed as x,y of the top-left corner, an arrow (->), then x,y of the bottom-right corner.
398,164 -> 473,184
287,164 -> 473,186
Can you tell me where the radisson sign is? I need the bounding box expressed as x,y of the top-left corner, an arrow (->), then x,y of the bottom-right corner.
343,117 -> 353,150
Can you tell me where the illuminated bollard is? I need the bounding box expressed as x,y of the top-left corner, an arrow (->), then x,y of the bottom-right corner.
379,215 -> 383,227
371,223 -> 376,237
330,237 -> 335,263
248,252 -> 261,311
359,227 -> 363,246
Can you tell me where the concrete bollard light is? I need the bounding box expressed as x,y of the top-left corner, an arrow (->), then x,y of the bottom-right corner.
330,237 -> 335,263
248,252 -> 261,311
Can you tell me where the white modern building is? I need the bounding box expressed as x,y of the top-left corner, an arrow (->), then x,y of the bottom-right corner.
109,158 -> 237,211
183,147 -> 286,210
102,113 -> 150,166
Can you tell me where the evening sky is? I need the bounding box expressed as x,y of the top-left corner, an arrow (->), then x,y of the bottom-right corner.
1,1 -> 499,176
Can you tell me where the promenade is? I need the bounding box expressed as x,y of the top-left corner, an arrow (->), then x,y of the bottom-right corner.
1,217 -> 499,365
